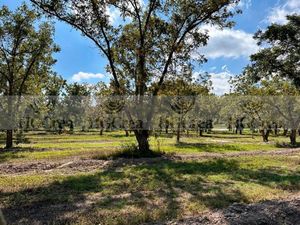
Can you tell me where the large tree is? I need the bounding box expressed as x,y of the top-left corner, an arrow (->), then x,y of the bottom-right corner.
246,15 -> 300,87
31,0 -> 241,152
0,4 -> 59,148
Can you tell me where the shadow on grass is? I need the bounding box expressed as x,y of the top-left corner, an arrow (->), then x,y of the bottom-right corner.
275,142 -> 300,148
199,134 -> 254,139
175,142 -> 245,152
0,149 -> 26,163
2,158 -> 300,224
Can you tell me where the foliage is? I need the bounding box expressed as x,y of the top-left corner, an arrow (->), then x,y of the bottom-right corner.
30,0 -> 241,151
244,15 -> 300,88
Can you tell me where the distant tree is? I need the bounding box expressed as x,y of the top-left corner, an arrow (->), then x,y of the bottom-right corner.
158,66 -> 210,142
43,73 -> 66,131
232,71 -> 300,145
0,4 -> 59,148
64,83 -> 91,133
31,0 -> 241,152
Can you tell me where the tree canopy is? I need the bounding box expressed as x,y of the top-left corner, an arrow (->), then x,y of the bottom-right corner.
244,15 -> 300,88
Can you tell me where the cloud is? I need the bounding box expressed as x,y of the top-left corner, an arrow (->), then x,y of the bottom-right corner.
107,7 -> 121,25
205,65 -> 233,96
238,0 -> 252,9
72,72 -> 106,82
210,71 -> 232,95
267,0 -> 300,24
199,25 -> 259,59
194,66 -> 233,95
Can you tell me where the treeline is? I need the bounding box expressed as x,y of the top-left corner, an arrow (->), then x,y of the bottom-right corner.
1,1 -> 299,152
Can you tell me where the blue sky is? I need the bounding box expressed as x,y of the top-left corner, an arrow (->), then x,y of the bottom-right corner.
1,0 -> 300,95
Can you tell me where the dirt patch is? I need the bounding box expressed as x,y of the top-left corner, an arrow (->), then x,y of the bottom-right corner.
153,195 -> 300,225
1,148 -> 300,175
0,162 -> 59,174
0,159 -> 110,175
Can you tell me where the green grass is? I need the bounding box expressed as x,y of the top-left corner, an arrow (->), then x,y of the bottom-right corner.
0,130 -> 299,224
1,155 -> 300,224
0,130 -> 295,163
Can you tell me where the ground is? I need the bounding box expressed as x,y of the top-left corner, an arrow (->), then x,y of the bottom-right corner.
0,130 -> 300,225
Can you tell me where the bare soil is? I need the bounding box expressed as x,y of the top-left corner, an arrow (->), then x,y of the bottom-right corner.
1,148 -> 300,175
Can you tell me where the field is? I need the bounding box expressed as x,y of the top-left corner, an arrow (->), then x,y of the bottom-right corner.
1,130 -> 300,225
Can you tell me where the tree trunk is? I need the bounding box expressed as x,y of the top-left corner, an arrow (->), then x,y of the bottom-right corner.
6,130 -> 13,149
5,94 -> 13,149
135,130 -> 150,152
261,129 -> 270,142
290,129 -> 297,146
199,129 -> 203,137
176,120 -> 181,143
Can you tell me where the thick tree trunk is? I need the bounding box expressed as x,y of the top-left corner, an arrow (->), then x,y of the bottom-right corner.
135,130 -> 150,152
290,129 -> 297,146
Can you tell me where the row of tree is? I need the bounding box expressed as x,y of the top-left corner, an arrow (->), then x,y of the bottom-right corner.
1,1 -> 300,151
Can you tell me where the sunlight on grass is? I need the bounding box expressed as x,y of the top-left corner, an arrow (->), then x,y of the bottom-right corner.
1,154 -> 299,225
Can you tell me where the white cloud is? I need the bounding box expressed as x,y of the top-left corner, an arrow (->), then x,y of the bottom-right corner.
238,0 -> 252,9
267,0 -> 300,24
210,71 -> 232,95
201,65 -> 233,96
194,66 -> 233,95
200,25 -> 259,59
107,7 -> 121,25
72,72 -> 106,82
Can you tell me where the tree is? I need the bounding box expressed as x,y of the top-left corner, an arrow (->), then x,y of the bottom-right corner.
158,66 -> 211,142
232,71 -> 300,145
246,15 -> 300,87
43,73 -> 66,131
31,0 -> 241,152
63,82 -> 91,133
0,4 -> 59,148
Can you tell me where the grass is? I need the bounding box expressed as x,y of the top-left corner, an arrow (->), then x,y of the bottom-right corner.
0,130 -> 299,224
1,155 -> 300,224
0,130 -> 296,163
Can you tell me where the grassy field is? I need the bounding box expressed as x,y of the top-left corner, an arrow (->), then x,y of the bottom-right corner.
0,130 -> 293,163
0,130 -> 300,224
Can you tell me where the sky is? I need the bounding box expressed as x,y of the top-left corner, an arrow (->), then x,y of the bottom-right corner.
1,0 -> 300,95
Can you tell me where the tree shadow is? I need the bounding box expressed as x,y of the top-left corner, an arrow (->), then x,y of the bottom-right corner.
275,142 -> 300,148
200,134 -> 254,139
175,142 -> 245,152
0,150 -> 26,163
1,158 -> 300,224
